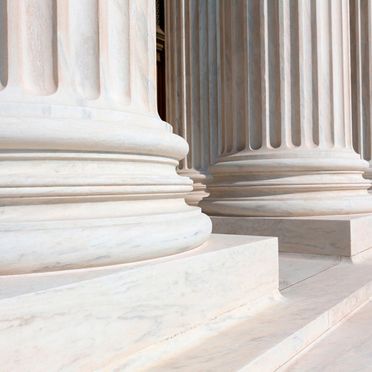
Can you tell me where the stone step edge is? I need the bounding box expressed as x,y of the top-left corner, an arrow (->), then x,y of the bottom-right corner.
95,292 -> 282,371
244,283 -> 372,371
110,269 -> 372,371
276,298 -> 371,372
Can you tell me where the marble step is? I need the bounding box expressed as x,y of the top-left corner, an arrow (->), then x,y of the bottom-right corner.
0,234 -> 279,371
282,300 -> 372,371
147,254 -> 372,372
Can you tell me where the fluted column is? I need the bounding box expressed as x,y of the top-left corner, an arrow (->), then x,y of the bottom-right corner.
0,0 -> 211,274
202,0 -> 372,217
165,0 -> 219,205
350,0 -> 372,179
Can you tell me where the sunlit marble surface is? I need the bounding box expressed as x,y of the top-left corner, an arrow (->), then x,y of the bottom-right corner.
212,214 -> 372,257
285,301 -> 372,372
0,0 -> 212,274
0,234 -> 278,371
279,253 -> 341,290
151,254 -> 372,371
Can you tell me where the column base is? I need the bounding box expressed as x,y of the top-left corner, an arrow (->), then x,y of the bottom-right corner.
0,200 -> 211,274
212,214 -> 372,258
0,234 -> 279,370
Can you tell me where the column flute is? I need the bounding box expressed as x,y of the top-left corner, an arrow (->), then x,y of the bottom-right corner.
202,0 -> 372,217
165,0 -> 219,205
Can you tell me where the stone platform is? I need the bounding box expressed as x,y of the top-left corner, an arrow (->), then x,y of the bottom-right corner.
212,214 -> 372,258
4,238 -> 372,371
0,234 -> 279,371
148,253 -> 372,371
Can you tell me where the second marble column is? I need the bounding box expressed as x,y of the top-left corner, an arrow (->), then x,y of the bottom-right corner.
203,0 -> 372,257
202,0 -> 372,217
165,0 -> 219,205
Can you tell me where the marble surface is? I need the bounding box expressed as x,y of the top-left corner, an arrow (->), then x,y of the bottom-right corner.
166,0 -> 218,205
279,253 -> 341,290
0,234 -> 278,371
151,253 -> 372,371
350,0 -> 372,182
212,213 -> 372,257
0,0 -> 212,273
284,301 -> 372,372
199,0 -> 372,218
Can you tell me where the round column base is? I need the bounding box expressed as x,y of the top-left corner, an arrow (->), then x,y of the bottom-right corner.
202,193 -> 372,217
202,151 -> 372,217
0,200 -> 211,275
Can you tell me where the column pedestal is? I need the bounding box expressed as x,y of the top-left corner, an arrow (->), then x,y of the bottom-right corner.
212,214 -> 372,258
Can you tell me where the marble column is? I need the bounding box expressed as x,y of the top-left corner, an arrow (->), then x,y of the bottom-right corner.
202,0 -> 372,217
350,0 -> 372,180
0,0 -> 211,274
165,0 -> 219,205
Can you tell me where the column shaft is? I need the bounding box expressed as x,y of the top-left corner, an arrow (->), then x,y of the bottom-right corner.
165,0 -> 219,205
350,0 -> 372,179
0,0 -> 211,274
202,0 -> 372,217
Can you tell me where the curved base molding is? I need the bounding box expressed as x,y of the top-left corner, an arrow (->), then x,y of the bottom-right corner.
0,201 -> 211,275
202,194 -> 372,217
0,113 -> 212,274
203,151 -> 372,217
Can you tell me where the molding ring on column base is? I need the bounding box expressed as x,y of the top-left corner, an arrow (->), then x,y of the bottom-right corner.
0,115 -> 187,159
0,201 -> 212,275
202,154 -> 372,217
201,194 -> 372,217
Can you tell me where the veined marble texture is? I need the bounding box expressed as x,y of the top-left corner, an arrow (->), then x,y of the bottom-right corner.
0,234 -> 278,371
150,252 -> 372,371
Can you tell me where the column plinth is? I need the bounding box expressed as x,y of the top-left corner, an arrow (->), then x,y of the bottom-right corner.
205,149 -> 371,217
0,0 -> 211,274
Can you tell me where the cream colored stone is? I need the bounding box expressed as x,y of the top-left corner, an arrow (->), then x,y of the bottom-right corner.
0,234 -> 279,371
350,0 -> 372,180
150,253 -> 372,371
283,301 -> 372,371
0,0 -> 211,273
212,213 -> 372,257
201,0 -> 372,217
